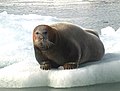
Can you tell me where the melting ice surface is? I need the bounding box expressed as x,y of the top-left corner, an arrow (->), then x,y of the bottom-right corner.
0,11 -> 120,88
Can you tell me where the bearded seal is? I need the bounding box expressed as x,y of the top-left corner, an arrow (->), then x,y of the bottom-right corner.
33,23 -> 105,70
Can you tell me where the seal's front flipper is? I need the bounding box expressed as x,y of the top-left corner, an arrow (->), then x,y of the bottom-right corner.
40,61 -> 51,70
63,62 -> 78,70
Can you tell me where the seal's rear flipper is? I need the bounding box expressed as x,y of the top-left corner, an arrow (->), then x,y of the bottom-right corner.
85,29 -> 99,38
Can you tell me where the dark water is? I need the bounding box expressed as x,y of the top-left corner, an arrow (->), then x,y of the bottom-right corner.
0,82 -> 120,91
0,0 -> 120,31
0,0 -> 120,91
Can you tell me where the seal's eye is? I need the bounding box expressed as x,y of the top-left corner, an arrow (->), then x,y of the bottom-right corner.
43,31 -> 47,35
36,32 -> 40,35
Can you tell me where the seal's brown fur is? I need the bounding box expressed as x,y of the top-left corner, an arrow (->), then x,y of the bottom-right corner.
33,23 -> 105,70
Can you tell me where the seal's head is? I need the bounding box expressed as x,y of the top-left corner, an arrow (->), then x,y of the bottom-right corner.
33,25 -> 55,51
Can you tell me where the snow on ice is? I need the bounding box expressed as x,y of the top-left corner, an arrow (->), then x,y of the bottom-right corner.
0,11 -> 120,88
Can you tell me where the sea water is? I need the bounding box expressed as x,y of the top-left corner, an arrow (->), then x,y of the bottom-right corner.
0,11 -> 120,89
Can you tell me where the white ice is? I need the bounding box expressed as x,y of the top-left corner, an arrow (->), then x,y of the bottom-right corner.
0,11 -> 120,88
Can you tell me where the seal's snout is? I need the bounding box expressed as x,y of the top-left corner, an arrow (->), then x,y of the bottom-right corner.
40,40 -> 48,49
